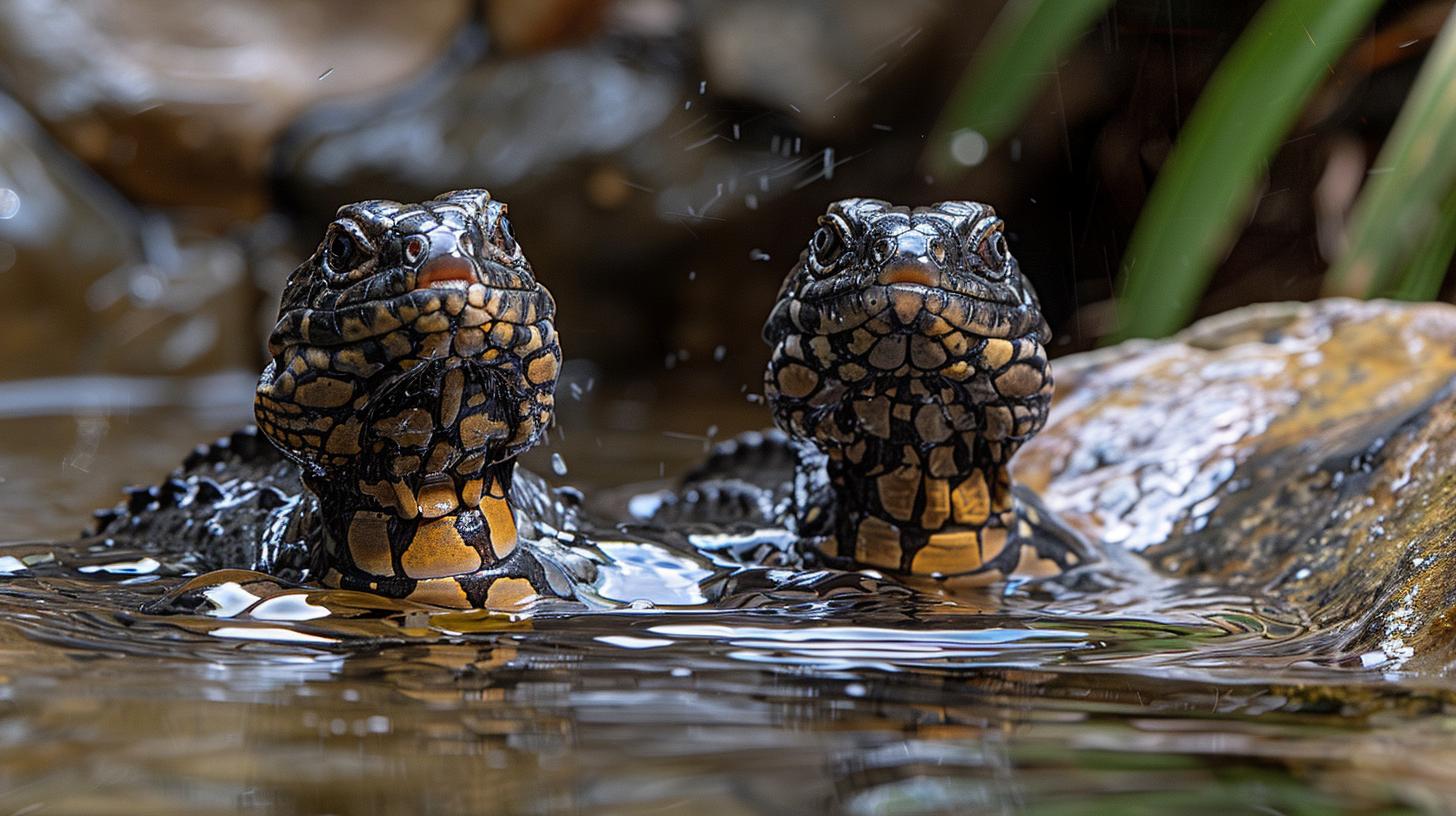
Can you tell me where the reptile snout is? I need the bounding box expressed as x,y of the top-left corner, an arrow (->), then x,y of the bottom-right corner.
412,232 -> 482,290
876,228 -> 947,279
875,230 -> 947,324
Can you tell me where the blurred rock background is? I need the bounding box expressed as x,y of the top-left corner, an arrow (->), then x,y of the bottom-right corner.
0,0 -> 1444,398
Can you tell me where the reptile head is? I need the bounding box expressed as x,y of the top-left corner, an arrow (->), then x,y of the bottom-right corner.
254,190 -> 560,602
763,199 -> 1053,571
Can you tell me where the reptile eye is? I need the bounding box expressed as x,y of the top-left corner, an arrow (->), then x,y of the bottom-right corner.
810,226 -> 842,266
979,231 -> 1009,278
492,216 -> 517,256
403,235 -> 428,264
325,232 -> 355,271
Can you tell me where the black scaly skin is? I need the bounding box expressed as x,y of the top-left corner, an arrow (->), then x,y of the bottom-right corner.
666,199 -> 1094,583
93,190 -> 589,608
91,427 -> 317,580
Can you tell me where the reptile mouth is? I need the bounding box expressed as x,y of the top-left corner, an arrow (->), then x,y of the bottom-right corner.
416,254 -> 480,290
879,266 -> 939,287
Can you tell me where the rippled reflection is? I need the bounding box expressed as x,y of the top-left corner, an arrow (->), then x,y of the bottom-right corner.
0,402 -> 1450,815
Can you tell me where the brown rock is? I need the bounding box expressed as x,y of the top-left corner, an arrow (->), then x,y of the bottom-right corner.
0,93 -> 254,378
0,0 -> 472,216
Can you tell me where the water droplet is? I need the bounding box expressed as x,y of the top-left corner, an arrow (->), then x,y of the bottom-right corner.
0,188 -> 18,219
948,129 -> 989,167
551,452 -> 568,476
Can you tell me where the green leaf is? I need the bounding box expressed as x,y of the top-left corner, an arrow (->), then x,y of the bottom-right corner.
921,0 -> 1112,177
1111,0 -> 1381,342
1326,10 -> 1456,299
1393,182 -> 1456,300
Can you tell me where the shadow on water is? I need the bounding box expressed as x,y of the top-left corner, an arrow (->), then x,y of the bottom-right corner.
0,386 -> 1451,815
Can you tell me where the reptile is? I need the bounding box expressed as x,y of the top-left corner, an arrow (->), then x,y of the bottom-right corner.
93,193 -> 1093,611
93,190 -> 588,608
652,198 -> 1095,583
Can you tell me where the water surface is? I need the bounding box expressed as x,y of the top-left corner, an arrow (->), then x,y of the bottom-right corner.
0,377 -> 1450,815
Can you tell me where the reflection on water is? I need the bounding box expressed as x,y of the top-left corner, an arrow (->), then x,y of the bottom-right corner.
0,388 -> 1450,814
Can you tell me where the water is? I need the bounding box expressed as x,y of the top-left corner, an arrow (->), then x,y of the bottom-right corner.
0,380 -> 1451,814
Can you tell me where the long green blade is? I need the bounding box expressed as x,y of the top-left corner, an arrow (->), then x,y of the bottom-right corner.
1326,10 -> 1456,299
1111,0 -> 1380,341
921,0 -> 1112,177
1392,183 -> 1456,300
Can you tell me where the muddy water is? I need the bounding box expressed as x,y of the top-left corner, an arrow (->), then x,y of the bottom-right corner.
0,376 -> 1452,815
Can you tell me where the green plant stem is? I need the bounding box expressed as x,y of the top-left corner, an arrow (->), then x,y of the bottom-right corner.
1326,10 -> 1456,299
921,0 -> 1112,177
1394,182 -> 1456,300
1111,0 -> 1380,342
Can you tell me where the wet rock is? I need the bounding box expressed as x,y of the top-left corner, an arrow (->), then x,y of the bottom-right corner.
1018,298 -> 1456,668
0,0 -> 473,216
0,92 -> 259,379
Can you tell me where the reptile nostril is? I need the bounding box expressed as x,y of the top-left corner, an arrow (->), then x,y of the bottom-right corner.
873,237 -> 896,265
929,237 -> 947,266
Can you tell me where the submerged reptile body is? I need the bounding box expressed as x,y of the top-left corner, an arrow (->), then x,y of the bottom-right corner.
89,426 -> 579,591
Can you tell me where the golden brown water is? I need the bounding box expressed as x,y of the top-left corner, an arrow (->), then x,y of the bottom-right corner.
1,375 -> 1452,815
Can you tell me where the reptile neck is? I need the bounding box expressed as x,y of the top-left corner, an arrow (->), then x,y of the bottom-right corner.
823,451 -> 1023,578
308,460 -> 520,597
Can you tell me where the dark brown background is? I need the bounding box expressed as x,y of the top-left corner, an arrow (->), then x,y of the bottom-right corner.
0,0 -> 1446,403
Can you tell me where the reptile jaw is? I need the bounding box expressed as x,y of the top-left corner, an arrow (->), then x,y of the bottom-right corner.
879,267 -> 939,287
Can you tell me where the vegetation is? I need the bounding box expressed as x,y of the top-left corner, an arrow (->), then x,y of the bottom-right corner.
923,0 -> 1456,341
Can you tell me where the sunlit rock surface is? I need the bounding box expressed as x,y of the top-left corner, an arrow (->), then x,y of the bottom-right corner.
0,0 -> 472,216
1019,298 -> 1456,667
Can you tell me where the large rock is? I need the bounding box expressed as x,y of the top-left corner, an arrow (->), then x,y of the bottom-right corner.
0,0 -> 472,216
0,92 -> 257,379
1018,299 -> 1456,668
